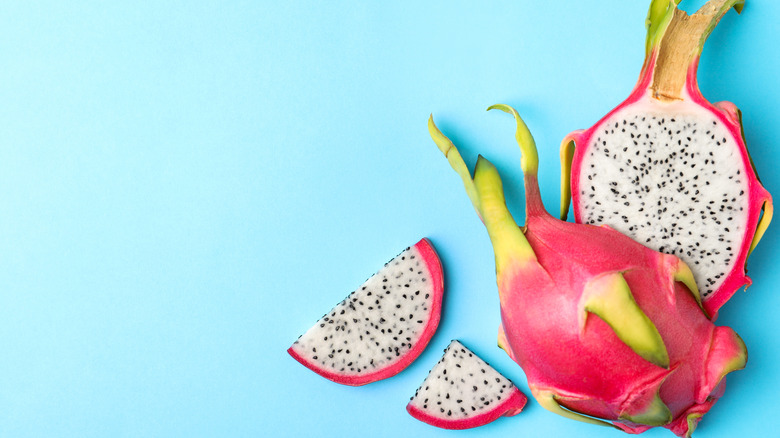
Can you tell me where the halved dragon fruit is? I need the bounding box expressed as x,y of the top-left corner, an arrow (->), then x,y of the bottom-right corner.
407,340 -> 527,430
561,0 -> 772,317
288,238 -> 444,386
429,105 -> 747,436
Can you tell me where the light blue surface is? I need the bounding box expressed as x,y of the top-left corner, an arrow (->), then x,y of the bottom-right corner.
0,1 -> 777,437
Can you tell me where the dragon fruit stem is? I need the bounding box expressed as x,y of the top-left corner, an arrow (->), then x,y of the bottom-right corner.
646,0 -> 745,101
644,0 -> 679,57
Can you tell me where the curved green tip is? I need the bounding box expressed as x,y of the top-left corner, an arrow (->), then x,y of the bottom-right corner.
619,392 -> 672,426
487,104 -> 538,176
532,388 -> 616,429
428,115 -> 481,215
428,114 -> 537,272
683,413 -> 703,438
749,197 -> 772,257
671,258 -> 704,312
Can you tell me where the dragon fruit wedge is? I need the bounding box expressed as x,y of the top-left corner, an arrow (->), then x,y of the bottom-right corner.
407,340 -> 527,430
288,238 -> 444,386
560,0 -> 772,318
429,104 -> 747,436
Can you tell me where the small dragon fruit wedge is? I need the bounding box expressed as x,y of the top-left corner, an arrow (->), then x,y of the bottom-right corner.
429,105 -> 747,436
560,0 -> 772,317
407,340 -> 527,430
288,238 -> 444,386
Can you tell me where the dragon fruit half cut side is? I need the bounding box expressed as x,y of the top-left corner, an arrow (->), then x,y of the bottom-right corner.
429,105 -> 747,436
407,340 -> 527,430
288,238 -> 444,386
560,0 -> 772,317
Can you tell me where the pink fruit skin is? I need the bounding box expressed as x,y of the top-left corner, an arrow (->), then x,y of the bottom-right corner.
565,41 -> 772,319
287,238 -> 444,386
406,386 -> 527,430
501,177 -> 746,435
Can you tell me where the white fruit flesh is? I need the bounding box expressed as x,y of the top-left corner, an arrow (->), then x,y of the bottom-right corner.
408,340 -> 519,422
578,100 -> 748,300
290,242 -> 439,383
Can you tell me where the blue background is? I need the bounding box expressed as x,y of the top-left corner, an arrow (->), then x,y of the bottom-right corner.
0,1 -> 777,437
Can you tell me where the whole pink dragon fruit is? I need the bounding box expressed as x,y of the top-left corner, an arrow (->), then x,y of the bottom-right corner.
560,0 -> 772,318
429,104 -> 747,436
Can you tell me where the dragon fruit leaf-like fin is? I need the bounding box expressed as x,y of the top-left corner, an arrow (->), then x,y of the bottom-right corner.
615,366 -> 674,427
681,413 -> 703,438
473,156 -> 538,272
428,115 -> 537,270
618,369 -> 674,426
487,104 -> 550,219
486,104 -> 538,176
749,194 -> 773,257
559,133 -> 579,220
619,391 -> 673,427
428,115 -> 481,218
696,326 -> 747,404
579,271 -> 670,369
530,387 -> 617,429
668,255 -> 704,310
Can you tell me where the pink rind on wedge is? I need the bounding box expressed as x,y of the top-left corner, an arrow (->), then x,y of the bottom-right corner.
287,238 -> 444,386
406,387 -> 527,430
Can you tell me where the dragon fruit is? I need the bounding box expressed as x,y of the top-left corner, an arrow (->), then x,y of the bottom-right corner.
429,104 -> 747,436
407,340 -> 527,430
560,0 -> 772,317
288,238 -> 444,386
